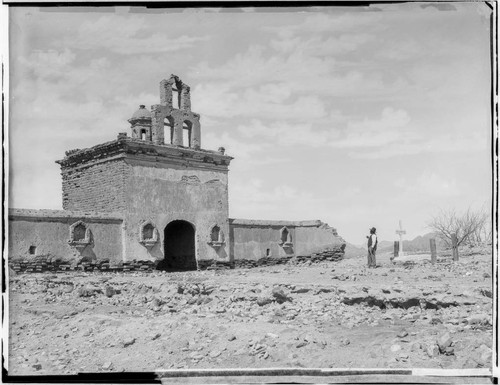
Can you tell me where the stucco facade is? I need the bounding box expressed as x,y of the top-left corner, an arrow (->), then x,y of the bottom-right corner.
8,209 -> 123,264
229,219 -> 344,262
7,75 -> 345,271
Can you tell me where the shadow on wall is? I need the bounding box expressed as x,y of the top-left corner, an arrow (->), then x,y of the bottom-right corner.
77,244 -> 97,263
143,242 -> 164,261
211,244 -> 228,261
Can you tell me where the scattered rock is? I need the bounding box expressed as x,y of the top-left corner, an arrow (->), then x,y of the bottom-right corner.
390,344 -> 401,353
61,284 -> 74,293
272,287 -> 290,304
444,346 -> 455,356
105,286 -> 116,297
437,333 -> 453,353
256,297 -> 272,306
228,335 -> 236,341
426,344 -> 439,357
468,313 -> 490,326
292,288 -> 311,294
76,286 -> 100,297
397,330 -> 408,338
122,337 -> 136,348
397,353 -> 409,362
410,342 -> 421,351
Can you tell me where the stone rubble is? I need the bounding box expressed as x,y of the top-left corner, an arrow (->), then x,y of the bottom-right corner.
7,252 -> 493,375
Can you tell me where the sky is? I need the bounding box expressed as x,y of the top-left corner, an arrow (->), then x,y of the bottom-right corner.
6,3 -> 493,246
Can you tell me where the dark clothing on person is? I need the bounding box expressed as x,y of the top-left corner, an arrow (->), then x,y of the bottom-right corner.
367,229 -> 377,268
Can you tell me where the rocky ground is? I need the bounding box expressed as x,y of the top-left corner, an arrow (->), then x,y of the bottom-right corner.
7,250 -> 493,375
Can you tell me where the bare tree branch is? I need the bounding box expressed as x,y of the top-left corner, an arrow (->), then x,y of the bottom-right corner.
427,205 -> 491,249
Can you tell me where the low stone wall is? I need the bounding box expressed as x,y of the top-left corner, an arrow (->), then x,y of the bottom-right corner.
197,256 -> 293,270
293,245 -> 346,265
8,257 -> 157,273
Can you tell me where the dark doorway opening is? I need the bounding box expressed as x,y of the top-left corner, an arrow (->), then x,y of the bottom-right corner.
158,220 -> 197,271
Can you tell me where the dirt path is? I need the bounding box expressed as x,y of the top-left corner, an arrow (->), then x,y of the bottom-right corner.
7,252 -> 493,375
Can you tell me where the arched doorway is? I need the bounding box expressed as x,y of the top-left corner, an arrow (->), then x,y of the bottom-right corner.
160,220 -> 196,271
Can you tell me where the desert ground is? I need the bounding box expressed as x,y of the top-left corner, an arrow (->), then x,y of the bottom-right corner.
7,248 -> 493,375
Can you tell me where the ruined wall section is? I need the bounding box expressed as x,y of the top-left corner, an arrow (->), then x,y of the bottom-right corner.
60,159 -> 129,212
229,219 -> 346,262
8,209 -> 124,264
229,219 -> 297,261
294,222 -> 346,257
151,75 -> 201,149
57,138 -> 130,213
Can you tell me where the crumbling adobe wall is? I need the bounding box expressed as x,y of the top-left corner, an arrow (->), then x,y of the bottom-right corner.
8,209 -> 124,265
294,221 -> 346,257
59,158 -> 129,212
229,219 -> 297,261
150,75 -> 201,148
229,219 -> 346,262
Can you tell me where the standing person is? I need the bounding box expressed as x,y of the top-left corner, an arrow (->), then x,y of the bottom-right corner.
367,227 -> 378,268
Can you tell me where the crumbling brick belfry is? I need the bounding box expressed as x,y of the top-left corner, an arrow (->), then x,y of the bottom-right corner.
150,74 -> 201,149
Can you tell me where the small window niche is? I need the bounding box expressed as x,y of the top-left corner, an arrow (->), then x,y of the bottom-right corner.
208,225 -> 225,248
29,246 -> 37,255
68,221 -> 93,251
139,221 -> 159,249
278,227 -> 293,248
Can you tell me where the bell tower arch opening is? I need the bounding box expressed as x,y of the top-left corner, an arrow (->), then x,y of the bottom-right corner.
164,116 -> 174,145
183,120 -> 192,148
161,220 -> 197,271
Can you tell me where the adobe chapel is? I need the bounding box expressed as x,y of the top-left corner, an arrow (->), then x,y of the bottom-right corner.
8,75 -> 345,272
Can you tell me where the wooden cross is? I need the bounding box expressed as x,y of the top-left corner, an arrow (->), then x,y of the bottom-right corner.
395,220 -> 406,256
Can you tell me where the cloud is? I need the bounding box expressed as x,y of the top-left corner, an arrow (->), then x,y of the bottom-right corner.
192,78 -> 330,122
229,177 -> 317,220
58,14 -> 209,55
349,123 -> 489,159
330,107 -> 412,149
270,34 -> 374,56
203,131 -> 268,161
395,172 -> 459,198
236,119 -> 336,148
265,11 -> 384,37
190,43 -> 404,99
18,49 -> 76,80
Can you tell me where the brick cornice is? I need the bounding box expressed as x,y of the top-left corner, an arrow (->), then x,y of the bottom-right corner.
56,137 -> 234,172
